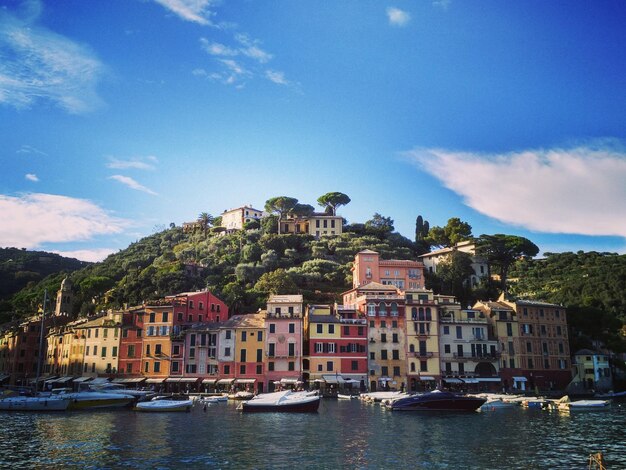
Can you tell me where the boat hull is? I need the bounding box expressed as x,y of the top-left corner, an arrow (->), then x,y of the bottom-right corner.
0,397 -> 70,411
68,397 -> 135,410
390,392 -> 486,412
134,400 -> 193,412
240,397 -> 320,413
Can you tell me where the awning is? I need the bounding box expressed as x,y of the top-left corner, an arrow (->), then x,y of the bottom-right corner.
343,378 -> 360,384
217,378 -> 235,385
90,378 -> 110,384
235,378 -> 256,384
73,377 -> 92,383
513,376 -> 528,382
112,378 -> 126,383
323,375 -> 345,384
443,378 -> 463,384
125,378 -> 146,383
165,378 -> 181,383
280,378 -> 300,385
477,378 -> 501,382
313,379 -> 325,383
417,376 -> 435,381
44,376 -> 59,383
463,379 -> 479,384
377,377 -> 392,383
202,378 -> 217,384
54,377 -> 75,384
145,378 -> 166,384
179,378 -> 199,383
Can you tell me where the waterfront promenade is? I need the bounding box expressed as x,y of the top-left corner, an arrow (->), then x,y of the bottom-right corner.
1,399 -> 624,469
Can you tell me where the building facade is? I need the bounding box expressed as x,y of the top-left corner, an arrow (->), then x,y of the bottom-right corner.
221,205 -> 264,231
350,249 -> 424,290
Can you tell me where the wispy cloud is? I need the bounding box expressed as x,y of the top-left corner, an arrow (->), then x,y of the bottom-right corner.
200,39 -> 238,57
405,144 -> 626,239
106,156 -> 158,171
0,193 -> 127,248
234,34 -> 273,63
433,0 -> 452,10
265,70 -> 289,85
153,0 -> 216,25
108,175 -> 158,196
25,173 -> 39,182
17,145 -> 48,156
386,7 -> 411,27
0,1 -> 104,113
51,248 -> 116,263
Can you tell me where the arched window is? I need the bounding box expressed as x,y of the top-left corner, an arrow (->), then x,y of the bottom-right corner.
378,302 -> 387,316
411,307 -> 418,320
425,307 -> 432,321
418,308 -> 425,321
390,302 -> 398,316
367,303 -> 376,316
409,344 -> 415,352
410,362 -> 416,372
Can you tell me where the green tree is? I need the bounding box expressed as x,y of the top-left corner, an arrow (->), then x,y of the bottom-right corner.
254,269 -> 298,294
317,192 -> 351,216
289,203 -> 315,218
436,251 -> 476,307
264,197 -> 298,234
426,217 -> 472,248
476,234 -> 539,292
365,213 -> 394,238
197,212 -> 214,237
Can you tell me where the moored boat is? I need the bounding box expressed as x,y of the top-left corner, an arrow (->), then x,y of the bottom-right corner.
228,391 -> 254,400
557,396 -> 610,411
0,394 -> 71,411
202,395 -> 228,404
479,399 -> 518,411
388,390 -> 486,412
50,388 -> 136,410
134,395 -> 194,412
238,390 -> 320,413
337,393 -> 358,400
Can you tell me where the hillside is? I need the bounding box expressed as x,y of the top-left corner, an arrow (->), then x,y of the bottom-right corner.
0,247 -> 88,309
3,222 -> 418,319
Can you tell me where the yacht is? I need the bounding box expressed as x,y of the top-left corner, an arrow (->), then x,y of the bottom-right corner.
387,390 -> 486,412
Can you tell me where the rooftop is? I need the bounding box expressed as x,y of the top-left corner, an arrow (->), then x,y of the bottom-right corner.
268,294 -> 304,304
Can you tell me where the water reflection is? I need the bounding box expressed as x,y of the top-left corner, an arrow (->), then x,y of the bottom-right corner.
1,402 -> 625,469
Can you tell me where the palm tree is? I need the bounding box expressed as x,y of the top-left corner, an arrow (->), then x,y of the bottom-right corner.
197,212 -> 214,237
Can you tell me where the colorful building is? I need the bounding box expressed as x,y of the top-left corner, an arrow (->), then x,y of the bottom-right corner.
117,306 -> 145,377
570,349 -> 613,393
336,305 -> 368,390
221,205 -> 264,231
264,294 -> 304,391
350,249 -> 424,290
76,311 -> 122,377
304,304 -> 343,389
418,240 -> 488,287
227,313 -> 266,394
280,213 -> 343,238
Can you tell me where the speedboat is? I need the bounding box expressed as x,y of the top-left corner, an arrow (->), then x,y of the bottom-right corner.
202,394 -> 228,404
134,395 -> 194,412
388,390 -> 486,412
228,391 -> 254,400
557,396 -> 610,411
50,388 -> 136,410
0,392 -> 71,411
337,393 -> 358,400
479,399 -> 518,411
89,383 -> 154,400
238,390 -> 320,412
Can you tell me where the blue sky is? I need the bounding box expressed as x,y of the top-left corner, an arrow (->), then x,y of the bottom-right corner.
1,0 -> 626,261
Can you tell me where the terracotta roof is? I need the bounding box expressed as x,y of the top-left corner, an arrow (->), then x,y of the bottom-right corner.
220,313 -> 264,329
357,249 -> 378,254
268,294 -> 303,303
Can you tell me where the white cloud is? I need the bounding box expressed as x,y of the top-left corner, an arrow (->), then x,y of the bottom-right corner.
17,144 -> 48,156
51,248 -> 116,263
108,175 -> 158,196
153,0 -> 216,25
0,193 -> 128,248
386,7 -> 411,27
199,38 -> 238,56
433,0 -> 451,10
0,1 -> 104,113
106,156 -> 158,171
235,34 -> 272,63
406,145 -> 626,238
265,70 -> 289,85
25,173 -> 39,182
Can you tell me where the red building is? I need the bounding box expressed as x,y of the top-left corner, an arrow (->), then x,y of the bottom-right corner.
336,306 -> 368,391
117,306 -> 145,377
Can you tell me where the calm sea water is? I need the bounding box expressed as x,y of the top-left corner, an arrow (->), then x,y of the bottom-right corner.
1,400 -> 625,469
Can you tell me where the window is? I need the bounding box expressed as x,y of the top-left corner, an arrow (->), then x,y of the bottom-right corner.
257,331 -> 263,341
327,361 -> 333,371
149,312 -> 155,323
288,343 -> 295,357
224,347 -> 231,357
420,360 -> 428,372
443,326 -> 450,335
145,362 -> 149,373
528,358 -> 534,369
328,325 -> 335,334
370,352 -> 375,360
269,343 -> 275,357
240,350 -> 247,362
223,365 -> 230,374
268,362 -> 275,371
241,331 -> 247,342
381,366 -> 389,376
269,324 -> 276,334
392,350 -> 399,360
343,326 -> 350,335
318,364 -> 323,372
393,366 -> 400,377
526,342 -> 532,353
392,333 -> 398,343
256,364 -> 262,374
456,326 -> 463,339
317,324 -> 323,334
103,329 -> 108,338
506,323 -> 513,337
225,330 -> 232,339
173,345 -> 180,355
172,361 -> 179,373
127,345 -> 135,358
154,361 -> 161,373
86,346 -> 90,356
381,350 -> 388,360
189,300 -> 194,309
358,326 -> 364,336
93,345 -> 98,356
351,360 -> 358,371
187,315 -> 193,322
162,312 -> 168,322
240,365 -> 246,374
178,312 -> 183,321
112,347 -> 118,357
410,362 -> 416,372
381,321 -> 387,328
122,329 -> 128,339
381,334 -> 387,343
257,349 -> 263,362
367,304 -> 376,316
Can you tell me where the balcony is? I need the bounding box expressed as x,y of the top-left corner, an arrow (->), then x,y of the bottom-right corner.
340,318 -> 367,325
408,351 -> 434,358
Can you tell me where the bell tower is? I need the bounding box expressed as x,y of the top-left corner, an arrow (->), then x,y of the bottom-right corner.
54,277 -> 74,317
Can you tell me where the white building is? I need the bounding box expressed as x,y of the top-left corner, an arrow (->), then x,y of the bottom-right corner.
221,205 -> 264,231
419,240 -> 488,287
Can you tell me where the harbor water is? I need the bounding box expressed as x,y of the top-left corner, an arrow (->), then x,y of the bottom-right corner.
1,399 -> 625,469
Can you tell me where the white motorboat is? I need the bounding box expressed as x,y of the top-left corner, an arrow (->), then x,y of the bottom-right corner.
479,399 -> 518,411
360,391 -> 409,403
238,390 -> 320,412
0,394 -> 71,411
557,396 -> 610,411
228,391 -> 254,400
50,388 -> 135,410
135,395 -> 194,412
337,393 -> 358,400
202,395 -> 228,404
89,383 -> 154,400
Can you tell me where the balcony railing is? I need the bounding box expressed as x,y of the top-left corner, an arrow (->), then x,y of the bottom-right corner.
407,351 -> 434,358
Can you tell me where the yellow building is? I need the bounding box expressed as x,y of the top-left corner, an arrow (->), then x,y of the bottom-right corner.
142,304 -> 174,386
77,311 -> 122,377
228,313 -> 266,393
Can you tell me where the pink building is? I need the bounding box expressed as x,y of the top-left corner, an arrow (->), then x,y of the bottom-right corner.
351,249 -> 425,290
264,295 -> 304,392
